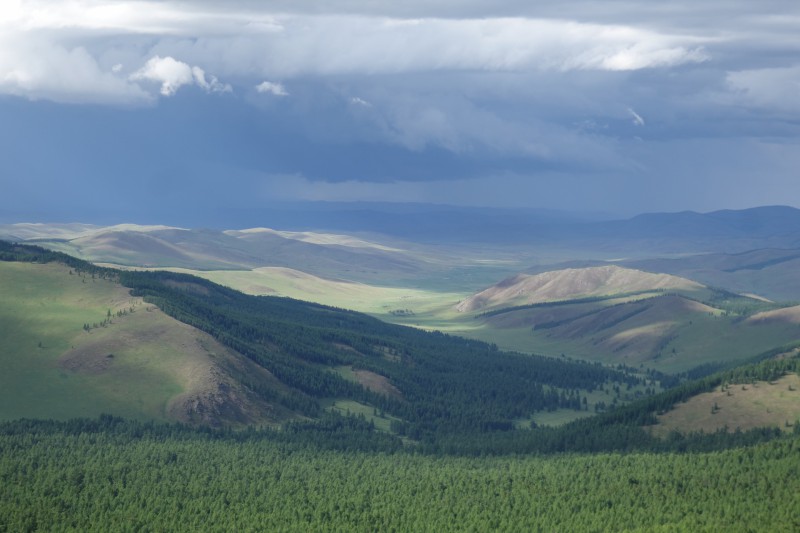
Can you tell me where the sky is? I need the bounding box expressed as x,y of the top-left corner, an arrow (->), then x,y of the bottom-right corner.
1,0 -> 799,224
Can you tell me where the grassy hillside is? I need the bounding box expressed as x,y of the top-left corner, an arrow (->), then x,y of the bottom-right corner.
16,223 -> 800,379
454,299 -> 800,374
651,372 -> 800,436
455,265 -> 704,313
0,261 -> 289,425
5,240 -> 800,449
417,265 -> 799,374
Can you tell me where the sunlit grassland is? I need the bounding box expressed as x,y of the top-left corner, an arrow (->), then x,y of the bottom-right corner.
0,262 -> 156,421
133,265 -> 472,318
651,373 -> 800,436
0,262 -> 234,422
322,399 -> 400,433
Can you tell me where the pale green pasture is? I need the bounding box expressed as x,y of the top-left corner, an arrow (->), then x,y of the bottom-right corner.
322,399 -> 400,433
157,266 -> 470,317
0,262 -> 195,422
516,410 -> 594,428
652,373 -> 800,435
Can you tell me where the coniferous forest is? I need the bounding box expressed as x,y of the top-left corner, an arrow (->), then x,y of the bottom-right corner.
1,418 -> 798,531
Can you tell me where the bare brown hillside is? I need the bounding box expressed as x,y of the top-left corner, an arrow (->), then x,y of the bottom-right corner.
745,305 -> 800,325
456,265 -> 703,312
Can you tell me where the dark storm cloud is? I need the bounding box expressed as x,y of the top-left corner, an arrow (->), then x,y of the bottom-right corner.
1,1 -> 799,216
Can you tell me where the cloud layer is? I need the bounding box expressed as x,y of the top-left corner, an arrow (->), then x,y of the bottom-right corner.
2,0 -> 799,216
0,1 -> 721,104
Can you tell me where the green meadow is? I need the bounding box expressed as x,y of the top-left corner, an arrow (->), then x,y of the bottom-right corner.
0,262 -> 241,423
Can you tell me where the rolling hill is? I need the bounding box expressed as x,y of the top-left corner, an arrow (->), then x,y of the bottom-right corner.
146,202 -> 800,251
455,265 -> 704,313
445,265 -> 800,374
650,372 -> 800,436
0,223 -> 440,283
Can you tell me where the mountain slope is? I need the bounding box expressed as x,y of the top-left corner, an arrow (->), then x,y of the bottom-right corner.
0,260 -> 291,426
456,265 -> 703,313
651,372 -> 800,436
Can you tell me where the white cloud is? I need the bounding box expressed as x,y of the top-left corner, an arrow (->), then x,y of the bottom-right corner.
350,97 -> 372,107
130,56 -> 230,96
5,3 -> 714,82
171,16 -> 709,78
192,66 -> 232,93
255,81 -> 288,96
130,56 -> 192,95
0,29 -> 150,104
628,107 -> 645,126
1,0 -> 797,120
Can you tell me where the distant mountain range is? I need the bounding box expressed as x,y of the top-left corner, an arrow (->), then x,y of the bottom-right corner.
5,204 -> 799,252
584,206 -> 800,252
3,205 -> 800,299
239,203 -> 800,250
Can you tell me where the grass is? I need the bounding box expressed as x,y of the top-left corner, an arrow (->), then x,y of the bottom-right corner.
650,373 -> 800,436
513,378 -> 662,428
333,366 -> 402,398
127,266 -> 471,318
0,262 -> 159,421
0,262 -> 275,424
322,399 -> 401,433
532,409 -> 593,426
438,296 -> 800,374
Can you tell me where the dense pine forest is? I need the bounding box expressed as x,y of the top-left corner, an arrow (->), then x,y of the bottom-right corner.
1,418 -> 798,531
2,240 -> 799,529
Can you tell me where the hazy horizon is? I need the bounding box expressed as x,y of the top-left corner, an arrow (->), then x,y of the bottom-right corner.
2,201 -> 799,231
